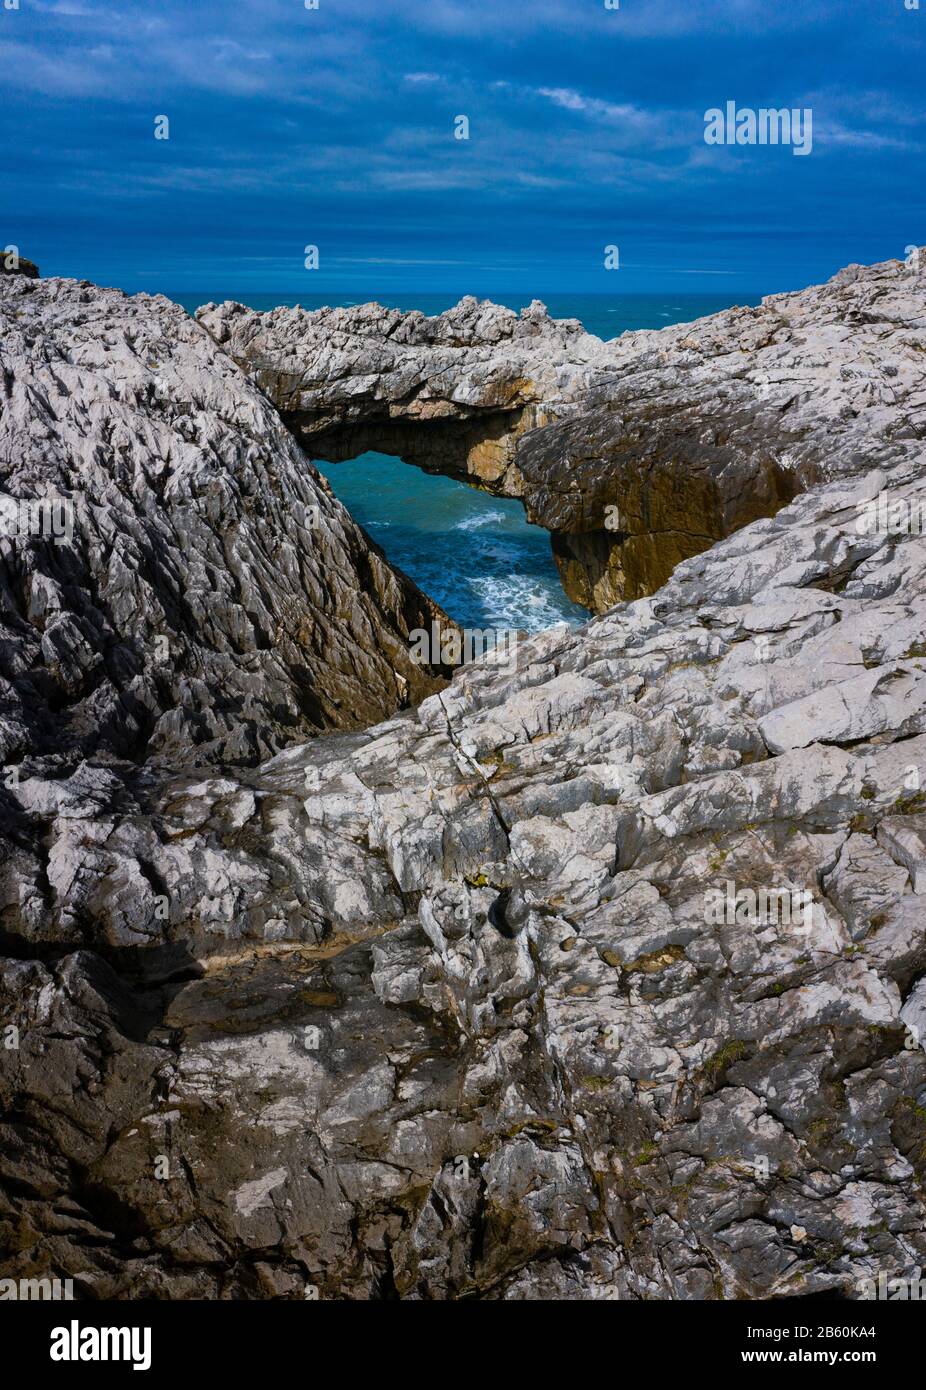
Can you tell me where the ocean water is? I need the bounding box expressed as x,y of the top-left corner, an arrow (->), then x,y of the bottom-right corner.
314,452 -> 590,632
174,291 -> 756,632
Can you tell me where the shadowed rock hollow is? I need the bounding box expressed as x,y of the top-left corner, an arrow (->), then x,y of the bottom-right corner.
1,255 -> 925,1301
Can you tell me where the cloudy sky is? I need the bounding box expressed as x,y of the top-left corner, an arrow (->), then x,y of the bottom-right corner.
2,0 -> 923,296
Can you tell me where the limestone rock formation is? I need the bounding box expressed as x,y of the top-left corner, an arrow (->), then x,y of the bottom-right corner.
1,257 -> 925,1301
0,273 -> 451,768
200,250 -> 926,611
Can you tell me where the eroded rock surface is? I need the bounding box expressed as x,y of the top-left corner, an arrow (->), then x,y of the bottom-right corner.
199,251 -> 926,612
2,449 -> 926,1297
0,274 -> 451,768
2,258 -> 926,1301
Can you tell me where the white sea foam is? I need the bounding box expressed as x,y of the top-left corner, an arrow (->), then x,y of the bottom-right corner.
467,572 -> 577,633
452,510 -> 508,531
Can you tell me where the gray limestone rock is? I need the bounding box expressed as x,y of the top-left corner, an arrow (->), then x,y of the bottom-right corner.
0,273 -> 451,769
2,255 -> 926,1301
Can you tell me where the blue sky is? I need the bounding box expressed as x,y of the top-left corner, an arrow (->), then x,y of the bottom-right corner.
2,0 -> 923,297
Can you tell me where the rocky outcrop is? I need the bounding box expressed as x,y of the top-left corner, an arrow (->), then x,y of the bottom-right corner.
1,253 -> 39,279
3,438 -> 926,1296
0,274 -> 452,768
1,256 -> 925,1302
200,251 -> 926,611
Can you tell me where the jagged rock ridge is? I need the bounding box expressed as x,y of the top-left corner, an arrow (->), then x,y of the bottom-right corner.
0,257 -> 925,1301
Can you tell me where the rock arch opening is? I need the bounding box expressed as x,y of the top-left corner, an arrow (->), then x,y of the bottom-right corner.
312,448 -> 588,634
196,295 -> 825,616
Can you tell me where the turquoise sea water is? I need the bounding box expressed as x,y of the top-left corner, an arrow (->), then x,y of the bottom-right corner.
315,452 -> 590,632
174,292 -> 757,631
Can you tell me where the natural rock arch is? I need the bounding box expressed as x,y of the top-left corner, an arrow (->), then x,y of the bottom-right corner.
197,253 -> 925,613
